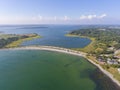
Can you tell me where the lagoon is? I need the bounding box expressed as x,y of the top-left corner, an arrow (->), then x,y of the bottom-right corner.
0,25 -> 91,48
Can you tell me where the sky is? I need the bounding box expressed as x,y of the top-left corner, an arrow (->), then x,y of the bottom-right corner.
0,0 -> 120,24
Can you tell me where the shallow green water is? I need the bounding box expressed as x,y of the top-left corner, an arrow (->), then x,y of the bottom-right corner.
0,50 -> 97,90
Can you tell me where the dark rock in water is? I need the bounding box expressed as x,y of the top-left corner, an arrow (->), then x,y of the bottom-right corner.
90,68 -> 120,90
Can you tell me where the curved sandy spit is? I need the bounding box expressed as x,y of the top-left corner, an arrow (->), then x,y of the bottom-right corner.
1,45 -> 120,87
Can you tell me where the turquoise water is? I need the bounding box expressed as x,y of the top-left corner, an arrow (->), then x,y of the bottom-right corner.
0,50 -> 96,90
0,50 -> 119,90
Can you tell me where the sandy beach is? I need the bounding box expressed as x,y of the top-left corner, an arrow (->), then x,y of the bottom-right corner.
1,45 -> 120,87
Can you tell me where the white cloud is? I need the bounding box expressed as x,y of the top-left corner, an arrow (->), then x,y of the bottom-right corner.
38,15 -> 43,20
80,14 -> 107,20
63,16 -> 70,21
79,15 -> 86,20
88,15 -> 97,19
99,14 -> 107,18
0,13 -> 107,24
54,16 -> 57,21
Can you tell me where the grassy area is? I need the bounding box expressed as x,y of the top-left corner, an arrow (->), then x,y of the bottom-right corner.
5,35 -> 41,48
0,34 -> 17,39
77,38 -> 96,53
107,67 -> 120,83
101,65 -> 120,83
86,55 -> 99,64
66,33 -> 120,83
65,34 -> 82,37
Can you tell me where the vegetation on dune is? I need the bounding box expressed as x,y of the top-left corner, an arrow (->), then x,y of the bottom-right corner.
0,33 -> 41,48
5,35 -> 41,48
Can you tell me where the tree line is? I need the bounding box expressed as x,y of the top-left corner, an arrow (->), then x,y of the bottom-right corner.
69,28 -> 120,54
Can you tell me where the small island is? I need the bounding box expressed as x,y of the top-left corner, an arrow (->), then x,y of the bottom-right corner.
0,33 -> 41,48
66,27 -> 120,83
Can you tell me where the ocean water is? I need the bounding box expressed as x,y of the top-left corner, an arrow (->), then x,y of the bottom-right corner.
0,25 -> 91,48
0,50 -> 119,90
0,25 -> 120,90
0,50 -> 96,90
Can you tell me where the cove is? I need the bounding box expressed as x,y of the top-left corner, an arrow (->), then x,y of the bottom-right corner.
0,50 -> 119,90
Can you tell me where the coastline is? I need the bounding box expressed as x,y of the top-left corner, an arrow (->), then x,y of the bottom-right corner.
66,33 -> 120,83
65,34 -> 96,53
5,35 -> 41,48
1,45 -> 120,87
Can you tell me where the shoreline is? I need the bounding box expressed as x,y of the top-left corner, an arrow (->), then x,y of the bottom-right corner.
65,34 -> 96,53
1,45 -> 120,87
5,35 -> 41,48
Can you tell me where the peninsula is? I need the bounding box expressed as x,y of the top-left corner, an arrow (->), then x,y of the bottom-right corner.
66,27 -> 120,85
0,33 -> 41,48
